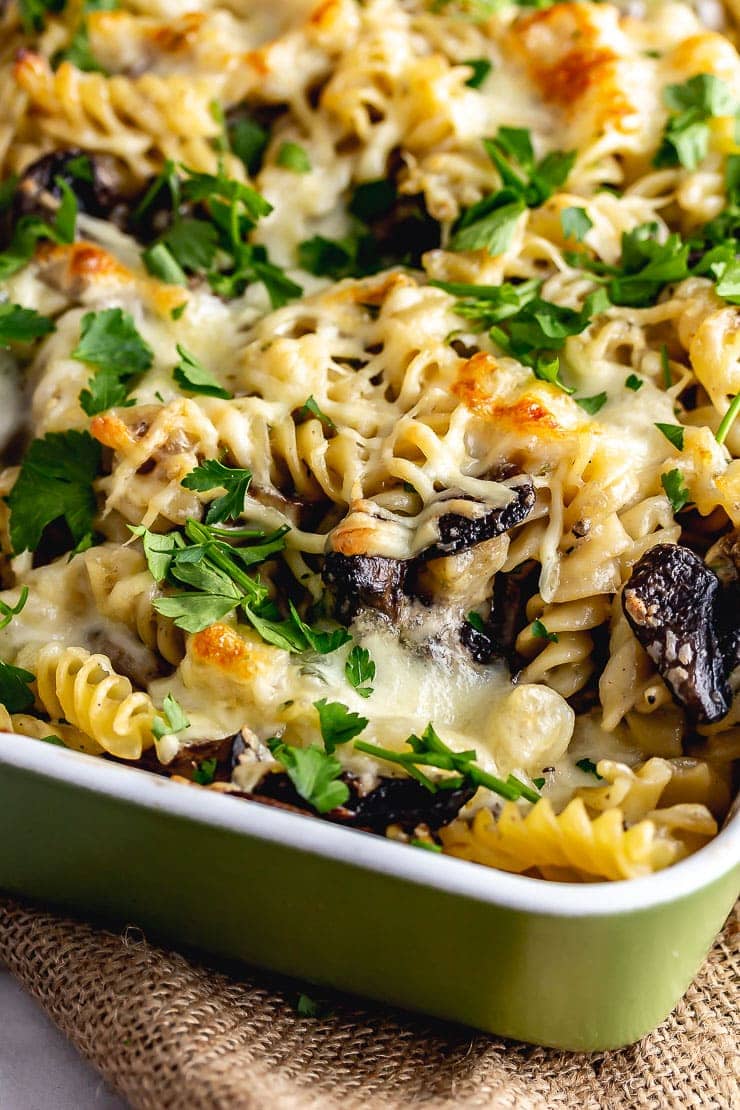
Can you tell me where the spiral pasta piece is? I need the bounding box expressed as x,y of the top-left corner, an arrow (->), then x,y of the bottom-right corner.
440,798 -> 690,882
35,645 -> 158,760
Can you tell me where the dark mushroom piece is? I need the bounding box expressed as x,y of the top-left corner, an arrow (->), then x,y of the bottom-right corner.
7,150 -> 127,234
422,478 -> 536,560
322,551 -> 409,623
242,768 -> 475,834
622,543 -> 736,725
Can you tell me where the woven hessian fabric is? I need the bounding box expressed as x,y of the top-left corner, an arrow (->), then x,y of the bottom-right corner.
0,898 -> 737,1109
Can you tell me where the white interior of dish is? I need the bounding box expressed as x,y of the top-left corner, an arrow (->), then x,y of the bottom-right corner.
0,732 -> 737,918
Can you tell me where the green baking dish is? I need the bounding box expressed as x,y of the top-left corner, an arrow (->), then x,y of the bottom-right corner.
0,732 -> 737,1051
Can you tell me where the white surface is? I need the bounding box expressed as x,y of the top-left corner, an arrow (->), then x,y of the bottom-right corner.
0,969 -> 126,1110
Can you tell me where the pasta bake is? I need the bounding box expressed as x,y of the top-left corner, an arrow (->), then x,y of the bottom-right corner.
0,0 -> 738,882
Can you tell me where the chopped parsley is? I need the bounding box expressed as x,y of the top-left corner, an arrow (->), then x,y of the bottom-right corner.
135,162 -> 301,307
569,223 -> 690,308
18,0 -> 65,33
7,430 -> 101,555
531,619 -> 558,643
313,698 -> 368,753
268,738 -> 349,813
532,776 -> 546,790
0,178 -> 77,280
575,392 -> 607,415
575,757 -> 603,779
230,117 -> 269,176
344,644 -> 375,698
0,303 -> 55,345
661,468 -> 691,512
193,757 -> 218,785
173,345 -> 232,399
0,587 -> 29,632
0,660 -> 35,713
276,141 -> 311,173
561,206 -> 593,242
348,179 -> 397,222
625,373 -> 644,392
151,693 -> 190,741
296,994 -> 324,1017
355,722 -> 540,802
655,422 -> 685,450
181,459 -> 252,524
52,21 -> 105,72
449,129 -> 574,254
716,394 -> 740,446
410,838 -> 442,852
466,611 -> 486,633
654,74 -> 736,171
72,308 -> 153,415
463,58 -> 492,88
298,396 -> 336,430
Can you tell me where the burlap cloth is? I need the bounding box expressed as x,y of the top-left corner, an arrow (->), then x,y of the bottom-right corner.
0,897 -> 737,1109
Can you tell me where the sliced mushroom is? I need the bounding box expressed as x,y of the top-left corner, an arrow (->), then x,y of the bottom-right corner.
422,478 -> 535,560
10,150 -> 127,229
243,768 -> 475,833
322,551 -> 408,623
322,477 -> 535,625
622,544 -> 735,724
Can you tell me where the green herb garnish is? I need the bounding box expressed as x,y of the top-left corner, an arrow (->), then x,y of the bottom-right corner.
72,308 -> 153,415
7,430 -> 101,555
314,699 -> 368,753
576,757 -> 602,779
661,468 -> 691,512
173,344 -> 232,399
268,738 -> 349,813
0,303 -> 55,345
0,661 -> 35,713
531,619 -> 558,643
276,141 -> 311,173
463,58 -> 492,88
181,459 -> 252,524
151,693 -> 190,741
655,422 -> 685,450
561,206 -> 593,242
344,645 -> 375,698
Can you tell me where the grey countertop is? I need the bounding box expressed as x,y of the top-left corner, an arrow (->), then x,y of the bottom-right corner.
0,969 -> 126,1110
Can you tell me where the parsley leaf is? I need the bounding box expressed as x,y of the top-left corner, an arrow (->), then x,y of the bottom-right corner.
230,117 -> 269,175
52,21 -> 105,72
655,422 -> 685,450
193,756 -> 218,785
7,430 -> 101,555
345,645 -> 375,697
561,206 -> 593,242
654,74 -> 736,171
298,396 -> 336,430
531,619 -> 558,643
0,179 -> 77,280
625,373 -> 644,391
449,197 -> 525,254
661,468 -> 691,512
0,303 -> 54,345
348,179 -> 397,222
268,738 -> 350,813
576,757 -> 602,779
151,692 -> 190,741
18,0 -> 65,33
128,526 -> 181,582
72,308 -> 153,415
466,611 -> 486,633
575,392 -> 607,414
0,587 -> 29,632
181,459 -> 252,524
314,698 -> 368,753
716,394 -> 740,445
276,141 -> 311,173
0,660 -> 35,713
463,58 -> 492,88
355,723 -> 540,802
572,223 -> 690,308
173,344 -> 232,399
